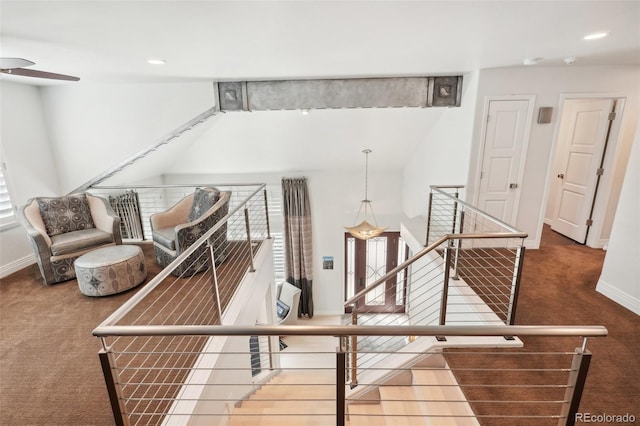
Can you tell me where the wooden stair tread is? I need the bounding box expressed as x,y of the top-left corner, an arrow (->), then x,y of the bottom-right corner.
238,400 -> 334,411
249,386 -> 335,399
379,386 -> 429,425
228,413 -> 334,426
230,369 -> 479,426
269,371 -> 335,384
412,369 -> 479,425
347,404 -> 386,426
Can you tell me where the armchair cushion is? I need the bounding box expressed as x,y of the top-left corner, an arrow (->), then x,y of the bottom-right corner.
50,229 -> 115,256
188,187 -> 220,222
152,227 -> 177,251
19,193 -> 122,285
151,189 -> 231,277
37,194 -> 95,236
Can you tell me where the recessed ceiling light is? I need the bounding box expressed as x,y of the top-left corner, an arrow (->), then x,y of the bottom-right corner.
583,32 -> 609,40
523,57 -> 543,66
147,59 -> 167,65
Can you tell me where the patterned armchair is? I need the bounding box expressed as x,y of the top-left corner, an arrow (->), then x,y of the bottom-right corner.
150,188 -> 230,277
18,193 -> 122,285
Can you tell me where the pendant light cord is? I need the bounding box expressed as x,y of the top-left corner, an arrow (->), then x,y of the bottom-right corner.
363,148 -> 371,201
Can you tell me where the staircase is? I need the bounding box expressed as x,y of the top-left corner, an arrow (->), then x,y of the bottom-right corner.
227,371 -> 336,426
227,356 -> 479,426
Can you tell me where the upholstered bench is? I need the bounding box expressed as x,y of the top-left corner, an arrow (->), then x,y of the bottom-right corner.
75,245 -> 147,297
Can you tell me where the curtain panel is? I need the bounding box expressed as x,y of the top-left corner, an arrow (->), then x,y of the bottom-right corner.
282,177 -> 313,318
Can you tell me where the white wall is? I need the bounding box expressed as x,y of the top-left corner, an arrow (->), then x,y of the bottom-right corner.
402,71 -> 479,219
596,128 -> 640,314
0,81 -> 61,275
467,65 -> 640,248
39,82 -> 215,193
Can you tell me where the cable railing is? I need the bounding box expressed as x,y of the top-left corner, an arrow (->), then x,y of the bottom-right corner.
90,184 -> 272,424
343,185 -> 527,385
92,324 -> 607,426
89,181 -> 606,425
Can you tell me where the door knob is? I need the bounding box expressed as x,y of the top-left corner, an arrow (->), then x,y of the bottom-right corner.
557,173 -> 565,179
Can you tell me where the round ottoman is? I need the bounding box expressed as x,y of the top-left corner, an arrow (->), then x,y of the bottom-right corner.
75,245 -> 147,297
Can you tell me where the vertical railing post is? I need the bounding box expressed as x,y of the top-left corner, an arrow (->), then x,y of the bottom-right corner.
99,347 -> 129,426
267,334 -> 274,370
244,208 -> 256,272
207,242 -> 223,324
507,244 -> 526,325
451,188 -> 460,234
451,207 -> 465,280
263,189 -> 271,239
336,349 -> 347,426
559,343 -> 592,426
439,246 -> 452,325
449,190 -> 462,280
350,307 -> 358,388
425,191 -> 433,246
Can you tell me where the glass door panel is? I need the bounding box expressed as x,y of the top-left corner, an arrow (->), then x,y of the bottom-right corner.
345,232 -> 407,313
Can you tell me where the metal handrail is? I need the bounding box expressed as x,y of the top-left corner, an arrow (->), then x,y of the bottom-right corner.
71,107 -> 219,194
343,232 -> 527,309
430,185 -> 523,234
94,183 -> 266,328
93,324 -> 608,338
344,184 -> 528,310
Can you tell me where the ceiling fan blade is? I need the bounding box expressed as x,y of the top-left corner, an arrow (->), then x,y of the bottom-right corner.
0,57 -> 35,69
3,67 -> 80,81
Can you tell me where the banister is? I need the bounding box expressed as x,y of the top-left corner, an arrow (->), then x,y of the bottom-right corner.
71,107 -> 219,194
344,235 -> 448,307
94,183 -> 266,327
93,324 -> 608,338
343,232 -> 527,309
430,185 -> 524,234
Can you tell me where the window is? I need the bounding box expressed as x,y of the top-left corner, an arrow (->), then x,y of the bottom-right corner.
0,160 -> 17,229
267,185 -> 286,283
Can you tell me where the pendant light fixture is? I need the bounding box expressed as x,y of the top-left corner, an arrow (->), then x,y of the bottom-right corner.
345,149 -> 386,240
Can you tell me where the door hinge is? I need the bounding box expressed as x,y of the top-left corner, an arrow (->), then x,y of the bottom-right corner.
586,219 -> 594,226
608,111 -> 616,121
480,171 -> 484,179
596,168 -> 605,176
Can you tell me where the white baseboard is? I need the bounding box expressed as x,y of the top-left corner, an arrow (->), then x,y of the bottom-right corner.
523,238 -> 540,250
596,280 -> 640,315
0,254 -> 36,279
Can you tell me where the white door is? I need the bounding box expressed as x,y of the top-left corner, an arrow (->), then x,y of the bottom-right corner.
477,99 -> 531,228
551,99 -> 614,243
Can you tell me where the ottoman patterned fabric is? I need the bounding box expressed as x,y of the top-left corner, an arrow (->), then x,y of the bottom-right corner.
75,245 -> 147,297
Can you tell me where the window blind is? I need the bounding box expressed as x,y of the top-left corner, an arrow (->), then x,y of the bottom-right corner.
0,162 -> 16,226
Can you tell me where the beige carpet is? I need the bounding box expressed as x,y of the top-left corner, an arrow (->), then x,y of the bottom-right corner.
1,229 -> 638,425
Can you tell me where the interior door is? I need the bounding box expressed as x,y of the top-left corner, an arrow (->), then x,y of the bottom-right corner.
551,99 -> 614,243
345,232 -> 407,313
477,99 -> 531,226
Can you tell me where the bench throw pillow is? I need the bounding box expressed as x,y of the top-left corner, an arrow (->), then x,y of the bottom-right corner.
188,187 -> 220,222
37,194 -> 95,236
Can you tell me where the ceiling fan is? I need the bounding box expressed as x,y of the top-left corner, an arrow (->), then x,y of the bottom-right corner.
0,58 -> 80,81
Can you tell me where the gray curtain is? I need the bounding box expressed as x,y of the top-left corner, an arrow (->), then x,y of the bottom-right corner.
282,178 -> 313,318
